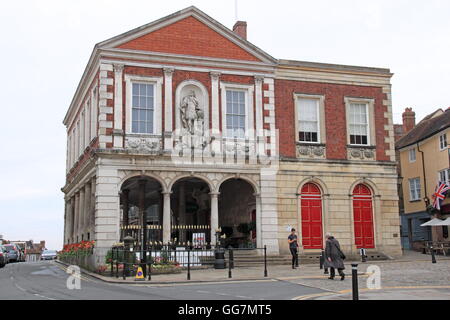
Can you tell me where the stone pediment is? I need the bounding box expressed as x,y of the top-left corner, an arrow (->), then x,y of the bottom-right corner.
98,6 -> 276,64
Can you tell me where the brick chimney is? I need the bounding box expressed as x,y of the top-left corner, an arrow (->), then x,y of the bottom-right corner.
233,21 -> 247,40
402,107 -> 415,134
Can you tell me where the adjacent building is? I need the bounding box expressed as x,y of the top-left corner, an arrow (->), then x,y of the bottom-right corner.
396,108 -> 450,250
62,6 -> 401,267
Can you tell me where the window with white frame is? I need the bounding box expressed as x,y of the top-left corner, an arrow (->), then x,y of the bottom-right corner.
298,98 -> 319,143
439,168 -> 450,184
348,102 -> 369,145
225,90 -> 246,138
409,148 -> 416,162
409,178 -> 421,201
439,133 -> 447,150
131,83 -> 154,134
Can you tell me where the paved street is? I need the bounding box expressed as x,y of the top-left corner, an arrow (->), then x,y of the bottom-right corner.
2,250 -> 450,300
0,261 -> 324,300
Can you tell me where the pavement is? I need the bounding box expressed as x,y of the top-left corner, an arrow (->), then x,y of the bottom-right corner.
2,250 -> 449,300
0,260 -> 324,300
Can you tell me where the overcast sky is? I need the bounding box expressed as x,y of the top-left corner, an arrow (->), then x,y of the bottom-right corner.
0,0 -> 449,250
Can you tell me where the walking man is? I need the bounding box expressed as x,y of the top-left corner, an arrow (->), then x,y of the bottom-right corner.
288,228 -> 299,269
324,233 -> 345,280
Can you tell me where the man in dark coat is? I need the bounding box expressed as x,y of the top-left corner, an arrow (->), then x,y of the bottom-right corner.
324,233 -> 345,280
287,228 -> 299,269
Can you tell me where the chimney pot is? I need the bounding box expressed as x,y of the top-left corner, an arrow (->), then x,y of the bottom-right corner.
233,21 -> 247,40
402,107 -> 416,134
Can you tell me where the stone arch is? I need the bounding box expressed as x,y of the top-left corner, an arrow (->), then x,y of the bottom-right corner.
297,177 -> 329,195
215,175 -> 260,194
168,173 -> 214,194
118,171 -> 168,193
348,178 -> 379,197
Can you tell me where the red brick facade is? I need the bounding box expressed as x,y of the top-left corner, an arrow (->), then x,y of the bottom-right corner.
275,79 -> 390,161
117,16 -> 261,62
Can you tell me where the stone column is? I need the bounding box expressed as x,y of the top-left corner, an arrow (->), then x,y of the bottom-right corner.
163,68 -> 174,151
113,63 -> 124,148
254,193 -> 262,249
210,192 -> 220,245
70,197 -> 75,243
121,189 -> 130,239
79,187 -> 85,240
162,191 -> 172,243
90,177 -> 96,233
84,182 -> 91,234
74,192 -> 80,242
210,72 -> 221,155
64,200 -> 69,244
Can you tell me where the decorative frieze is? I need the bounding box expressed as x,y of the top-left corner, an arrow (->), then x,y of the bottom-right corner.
124,135 -> 162,153
296,143 -> 326,159
347,146 -> 376,160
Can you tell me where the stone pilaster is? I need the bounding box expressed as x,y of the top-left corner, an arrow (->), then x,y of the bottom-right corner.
210,72 -> 221,155
113,63 -> 124,148
163,68 -> 174,151
98,63 -> 114,148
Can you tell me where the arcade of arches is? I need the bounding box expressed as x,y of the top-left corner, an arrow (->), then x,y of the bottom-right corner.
119,176 -> 257,247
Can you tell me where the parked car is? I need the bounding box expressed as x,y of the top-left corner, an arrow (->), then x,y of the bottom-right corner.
4,244 -> 22,263
40,250 -> 57,260
0,245 -> 9,267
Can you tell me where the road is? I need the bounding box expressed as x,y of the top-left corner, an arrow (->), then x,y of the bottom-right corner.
0,261 -> 325,300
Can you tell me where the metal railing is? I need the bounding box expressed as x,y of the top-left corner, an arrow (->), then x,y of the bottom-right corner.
108,243 -> 268,281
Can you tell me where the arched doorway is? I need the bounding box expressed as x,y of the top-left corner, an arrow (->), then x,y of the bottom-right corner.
300,183 -> 323,249
352,184 -> 375,249
218,179 -> 256,248
170,177 -> 211,245
120,176 -> 163,244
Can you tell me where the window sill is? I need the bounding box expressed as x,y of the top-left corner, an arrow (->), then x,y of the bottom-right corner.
409,200 -> 422,203
296,142 -> 325,147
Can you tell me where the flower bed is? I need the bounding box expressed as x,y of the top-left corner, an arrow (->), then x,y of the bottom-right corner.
58,241 -> 95,271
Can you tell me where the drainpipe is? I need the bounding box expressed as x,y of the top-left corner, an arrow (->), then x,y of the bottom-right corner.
417,143 -> 430,208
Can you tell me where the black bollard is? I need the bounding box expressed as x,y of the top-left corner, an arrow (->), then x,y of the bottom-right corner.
228,249 -> 232,279
431,246 -> 437,264
264,245 -> 268,277
351,264 -> 359,300
187,248 -> 191,280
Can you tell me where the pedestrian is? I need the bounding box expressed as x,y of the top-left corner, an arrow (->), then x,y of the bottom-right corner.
323,233 -> 345,280
287,228 -> 299,269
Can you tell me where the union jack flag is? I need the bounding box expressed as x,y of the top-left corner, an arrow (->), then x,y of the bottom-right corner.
432,181 -> 450,210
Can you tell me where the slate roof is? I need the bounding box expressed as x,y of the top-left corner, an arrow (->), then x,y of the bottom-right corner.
396,109 -> 450,149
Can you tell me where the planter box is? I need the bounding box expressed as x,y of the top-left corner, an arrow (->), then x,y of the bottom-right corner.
150,265 -> 182,275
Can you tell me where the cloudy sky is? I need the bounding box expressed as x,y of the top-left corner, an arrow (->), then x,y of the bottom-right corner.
0,0 -> 449,249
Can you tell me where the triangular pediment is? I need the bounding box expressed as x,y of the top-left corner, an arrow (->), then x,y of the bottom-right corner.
98,6 -> 276,64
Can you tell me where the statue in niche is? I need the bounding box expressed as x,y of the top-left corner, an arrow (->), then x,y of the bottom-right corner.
180,90 -> 204,135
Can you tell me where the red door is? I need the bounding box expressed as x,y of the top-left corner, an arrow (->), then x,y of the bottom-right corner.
301,183 -> 323,249
353,184 -> 375,249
